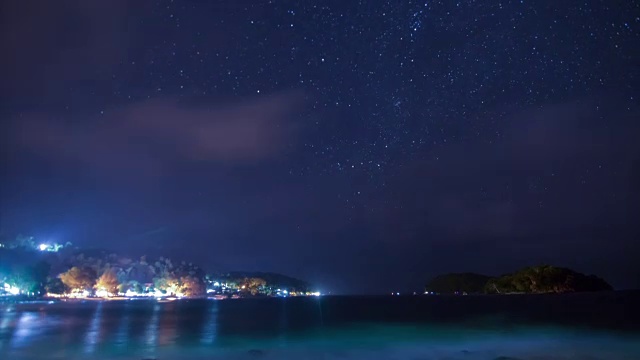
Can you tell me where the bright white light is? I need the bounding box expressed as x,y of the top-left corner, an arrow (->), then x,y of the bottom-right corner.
282,290 -> 288,294
213,282 -> 220,287
95,289 -> 110,298
312,292 -> 321,296
38,244 -> 48,251
68,289 -> 89,298
4,283 -> 20,295
207,289 -> 215,293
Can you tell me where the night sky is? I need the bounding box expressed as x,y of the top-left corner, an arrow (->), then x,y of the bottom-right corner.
1,1 -> 639,294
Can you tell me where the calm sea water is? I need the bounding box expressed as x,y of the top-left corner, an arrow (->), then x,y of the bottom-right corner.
1,291 -> 639,359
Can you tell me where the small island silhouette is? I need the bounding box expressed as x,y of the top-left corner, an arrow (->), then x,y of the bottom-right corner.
425,265 -> 613,295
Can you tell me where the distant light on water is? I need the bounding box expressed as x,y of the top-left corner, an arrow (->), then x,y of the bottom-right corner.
115,301 -> 131,348
10,312 -> 38,348
84,302 -> 103,354
0,295 -> 639,359
0,305 -> 16,331
145,303 -> 161,350
200,302 -> 219,345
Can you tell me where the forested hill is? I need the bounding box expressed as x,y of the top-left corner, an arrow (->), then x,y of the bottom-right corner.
0,241 -> 312,297
221,272 -> 310,292
425,273 -> 491,294
426,265 -> 613,294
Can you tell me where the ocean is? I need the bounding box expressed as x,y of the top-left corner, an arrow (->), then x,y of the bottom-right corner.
1,291 -> 639,359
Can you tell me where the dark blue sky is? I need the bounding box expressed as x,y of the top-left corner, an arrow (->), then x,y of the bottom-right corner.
1,0 -> 639,293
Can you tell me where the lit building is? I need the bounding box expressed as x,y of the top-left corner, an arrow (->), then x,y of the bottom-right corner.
3,283 -> 21,295
36,243 -> 65,252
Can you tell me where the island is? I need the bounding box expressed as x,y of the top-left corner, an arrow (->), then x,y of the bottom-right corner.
424,273 -> 492,294
0,236 -> 319,299
425,265 -> 613,295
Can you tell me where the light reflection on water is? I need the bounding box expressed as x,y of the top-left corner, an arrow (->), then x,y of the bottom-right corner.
0,305 -> 16,329
114,300 -> 130,348
144,302 -> 160,350
200,300 -> 218,345
10,311 -> 39,348
158,302 -> 178,346
0,304 -> 17,351
0,294 -> 638,359
84,302 -> 103,354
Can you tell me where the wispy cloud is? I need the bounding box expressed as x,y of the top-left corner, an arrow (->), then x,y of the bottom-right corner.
10,91 -> 305,178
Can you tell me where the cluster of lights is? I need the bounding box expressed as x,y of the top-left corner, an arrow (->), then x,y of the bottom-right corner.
67,289 -> 90,298
37,278 -> 323,300
42,288 -> 321,299
47,287 -> 177,299
95,288 -> 112,298
37,242 -> 65,252
3,283 -> 20,295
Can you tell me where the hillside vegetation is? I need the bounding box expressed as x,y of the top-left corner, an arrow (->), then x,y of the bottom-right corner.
426,265 -> 612,294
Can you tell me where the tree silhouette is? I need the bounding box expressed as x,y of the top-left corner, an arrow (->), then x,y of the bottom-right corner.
59,266 -> 97,292
95,269 -> 120,294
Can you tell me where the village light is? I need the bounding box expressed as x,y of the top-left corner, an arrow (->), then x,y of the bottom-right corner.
95,288 -> 110,298
4,283 -> 20,295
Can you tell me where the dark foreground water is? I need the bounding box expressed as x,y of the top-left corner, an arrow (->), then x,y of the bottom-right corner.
1,292 -> 639,360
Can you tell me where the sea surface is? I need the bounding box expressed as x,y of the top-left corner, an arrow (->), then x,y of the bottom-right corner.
1,291 -> 639,360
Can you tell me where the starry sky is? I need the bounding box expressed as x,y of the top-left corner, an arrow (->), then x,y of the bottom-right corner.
1,0 -> 639,293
